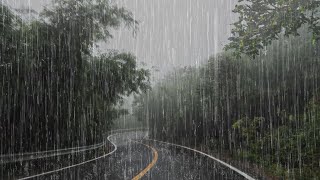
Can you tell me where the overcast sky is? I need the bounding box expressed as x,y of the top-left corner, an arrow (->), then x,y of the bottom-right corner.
5,0 -> 238,80
108,0 -> 237,79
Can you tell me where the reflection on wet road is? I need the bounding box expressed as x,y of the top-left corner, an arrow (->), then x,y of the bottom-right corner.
9,130 -> 252,180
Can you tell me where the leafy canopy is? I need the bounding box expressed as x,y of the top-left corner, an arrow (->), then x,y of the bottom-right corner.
0,0 -> 149,153
225,0 -> 320,57
42,0 -> 138,55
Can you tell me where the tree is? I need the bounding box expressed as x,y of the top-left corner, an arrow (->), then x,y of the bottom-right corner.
0,0 -> 149,154
134,33 -> 320,178
225,0 -> 320,57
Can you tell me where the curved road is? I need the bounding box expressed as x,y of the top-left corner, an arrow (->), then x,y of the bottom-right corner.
8,130 -> 254,180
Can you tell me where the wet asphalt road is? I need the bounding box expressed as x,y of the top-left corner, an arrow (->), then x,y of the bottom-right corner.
7,131 -> 248,180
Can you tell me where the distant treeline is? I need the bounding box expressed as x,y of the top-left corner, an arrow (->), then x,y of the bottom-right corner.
0,0 -> 149,154
134,30 -> 320,179
134,0 -> 320,178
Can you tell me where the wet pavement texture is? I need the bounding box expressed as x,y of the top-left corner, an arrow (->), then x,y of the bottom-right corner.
4,131 -> 247,180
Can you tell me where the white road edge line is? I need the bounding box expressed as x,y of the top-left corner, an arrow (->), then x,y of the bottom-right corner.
0,143 -> 104,158
2,128 -> 147,160
18,134 -> 118,180
147,139 -> 255,180
1,143 -> 105,164
2,128 -> 147,159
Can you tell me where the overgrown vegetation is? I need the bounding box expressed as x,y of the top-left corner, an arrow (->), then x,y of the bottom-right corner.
134,1 -> 320,178
0,0 -> 149,154
135,34 -> 320,179
226,0 -> 320,57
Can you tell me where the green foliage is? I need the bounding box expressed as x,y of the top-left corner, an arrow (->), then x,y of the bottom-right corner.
134,67 -> 203,145
0,1 -> 149,153
134,30 -> 320,178
226,0 -> 320,57
42,0 -> 138,55
232,117 -> 265,142
234,96 -> 320,179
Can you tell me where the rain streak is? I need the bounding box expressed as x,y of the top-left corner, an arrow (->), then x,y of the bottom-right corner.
1,0 -> 320,180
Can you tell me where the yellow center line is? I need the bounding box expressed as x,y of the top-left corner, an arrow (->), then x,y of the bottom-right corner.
132,141 -> 158,180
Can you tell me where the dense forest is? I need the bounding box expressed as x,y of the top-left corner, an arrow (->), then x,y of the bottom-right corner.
0,0 -> 149,154
2,0 -> 320,179
134,0 -> 320,178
